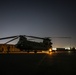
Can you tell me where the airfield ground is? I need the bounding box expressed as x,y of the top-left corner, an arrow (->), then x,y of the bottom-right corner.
0,51 -> 76,75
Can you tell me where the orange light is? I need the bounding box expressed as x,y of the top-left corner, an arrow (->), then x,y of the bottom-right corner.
49,48 -> 52,52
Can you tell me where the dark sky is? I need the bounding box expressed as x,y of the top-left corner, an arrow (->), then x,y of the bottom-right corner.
0,0 -> 76,48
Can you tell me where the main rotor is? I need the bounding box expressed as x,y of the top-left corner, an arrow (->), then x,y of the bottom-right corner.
0,35 -> 71,44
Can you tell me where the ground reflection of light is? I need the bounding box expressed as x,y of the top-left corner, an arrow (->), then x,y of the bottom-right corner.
49,52 -> 53,55
68,51 -> 71,54
47,51 -> 53,55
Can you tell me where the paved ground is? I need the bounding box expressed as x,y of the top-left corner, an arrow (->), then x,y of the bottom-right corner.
0,51 -> 76,75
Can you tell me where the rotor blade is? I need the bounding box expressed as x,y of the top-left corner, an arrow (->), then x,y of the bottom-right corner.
28,39 -> 36,40
0,36 -> 18,40
24,35 -> 44,39
4,37 -> 18,44
49,37 -> 71,39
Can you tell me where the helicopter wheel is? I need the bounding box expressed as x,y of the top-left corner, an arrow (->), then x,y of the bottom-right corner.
27,50 -> 30,53
34,50 -> 37,53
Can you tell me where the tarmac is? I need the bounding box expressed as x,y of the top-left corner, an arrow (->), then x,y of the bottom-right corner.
0,51 -> 76,75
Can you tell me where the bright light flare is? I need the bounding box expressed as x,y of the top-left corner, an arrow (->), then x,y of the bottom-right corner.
52,48 -> 57,50
47,48 -> 53,55
49,48 -> 52,52
65,47 -> 70,50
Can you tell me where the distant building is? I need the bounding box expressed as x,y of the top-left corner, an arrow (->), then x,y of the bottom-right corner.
0,44 -> 20,52
56,48 -> 65,51
70,47 -> 76,51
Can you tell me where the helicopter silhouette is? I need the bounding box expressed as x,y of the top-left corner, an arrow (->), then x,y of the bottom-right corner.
0,35 -> 71,53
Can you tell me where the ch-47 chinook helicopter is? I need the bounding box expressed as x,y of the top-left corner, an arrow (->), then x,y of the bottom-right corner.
0,35 -> 71,53
0,35 -> 52,53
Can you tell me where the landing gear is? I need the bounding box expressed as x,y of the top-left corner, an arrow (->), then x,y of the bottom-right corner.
49,51 -> 51,53
27,50 -> 37,53
27,50 -> 30,53
34,50 -> 37,53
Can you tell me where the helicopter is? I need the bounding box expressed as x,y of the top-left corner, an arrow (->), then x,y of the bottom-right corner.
0,35 -> 71,53
0,35 -> 52,53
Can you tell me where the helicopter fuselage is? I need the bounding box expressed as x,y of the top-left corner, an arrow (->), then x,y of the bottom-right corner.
16,40 -> 52,51
15,36 -> 52,52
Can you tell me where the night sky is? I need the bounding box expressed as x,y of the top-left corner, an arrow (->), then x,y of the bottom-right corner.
0,0 -> 76,48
